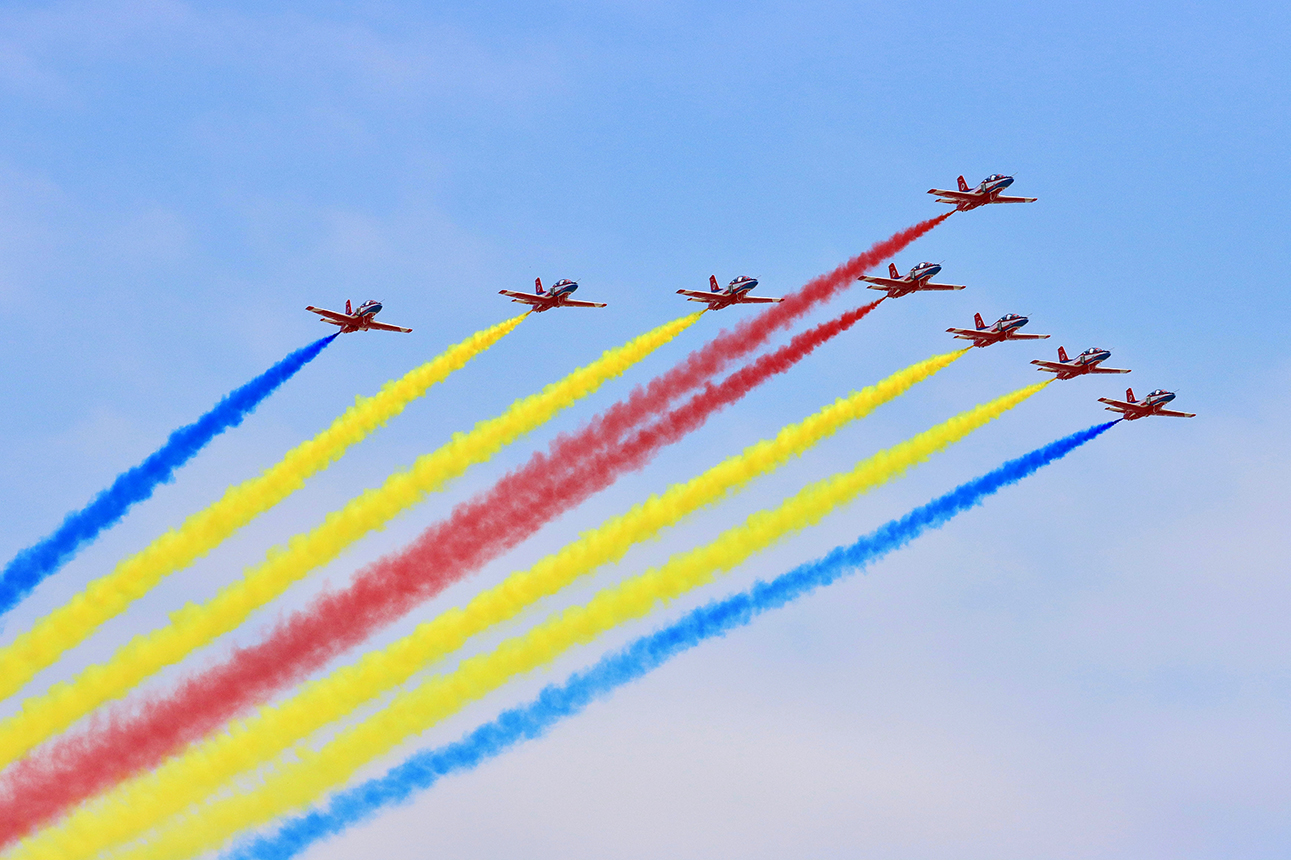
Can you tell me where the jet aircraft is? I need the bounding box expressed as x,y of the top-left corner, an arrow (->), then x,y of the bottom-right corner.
499,278 -> 607,313
1031,346 -> 1130,380
858,262 -> 965,298
305,300 -> 412,333
947,313 -> 1050,348
1098,388 -> 1195,420
928,174 -> 1037,212
676,275 -> 782,310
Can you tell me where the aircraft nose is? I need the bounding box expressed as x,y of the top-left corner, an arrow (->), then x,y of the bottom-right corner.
1001,176 -> 1014,187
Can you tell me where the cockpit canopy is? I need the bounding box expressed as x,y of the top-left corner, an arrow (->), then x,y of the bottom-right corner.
1149,389 -> 1168,396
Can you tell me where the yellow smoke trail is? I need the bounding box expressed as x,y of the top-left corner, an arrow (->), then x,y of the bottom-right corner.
0,312 -> 700,770
22,349 -> 963,841
19,380 -> 1045,860
0,314 -> 524,709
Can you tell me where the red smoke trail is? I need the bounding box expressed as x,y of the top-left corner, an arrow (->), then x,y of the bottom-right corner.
556,213 -> 949,451
0,300 -> 884,844
0,215 -> 947,843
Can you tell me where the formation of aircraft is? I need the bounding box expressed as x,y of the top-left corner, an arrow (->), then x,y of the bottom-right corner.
1031,346 -> 1130,380
947,313 -> 1049,348
305,300 -> 412,334
859,261 -> 966,299
302,171 -> 1192,422
498,278 -> 607,313
677,275 -> 783,310
1098,388 -> 1195,420
929,174 -> 1038,212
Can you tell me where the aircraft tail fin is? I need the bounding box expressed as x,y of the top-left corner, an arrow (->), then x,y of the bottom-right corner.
1126,387 -> 1136,403
973,312 -> 985,330
957,175 -> 969,192
1057,346 -> 1069,362
345,299 -> 352,315
709,275 -> 720,292
535,278 -> 545,295
888,263 -> 899,279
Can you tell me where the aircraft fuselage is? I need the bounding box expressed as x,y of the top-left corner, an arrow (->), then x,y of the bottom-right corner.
992,314 -> 1029,335
1055,348 -> 1114,378
907,262 -> 941,283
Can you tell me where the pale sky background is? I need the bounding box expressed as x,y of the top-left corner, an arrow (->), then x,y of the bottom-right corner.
1,2 -> 1289,858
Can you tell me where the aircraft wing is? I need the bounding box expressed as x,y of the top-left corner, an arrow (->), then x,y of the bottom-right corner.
946,327 -> 985,339
1030,360 -> 1068,372
498,290 -> 547,305
559,299 -> 608,309
990,195 -> 1038,204
677,289 -> 719,301
1098,397 -> 1135,410
1155,408 -> 1196,418
927,188 -> 976,200
856,275 -> 905,288
1006,332 -> 1050,340
305,306 -> 355,323
1089,366 -> 1132,374
731,294 -> 781,304
919,281 -> 966,291
365,320 -> 413,333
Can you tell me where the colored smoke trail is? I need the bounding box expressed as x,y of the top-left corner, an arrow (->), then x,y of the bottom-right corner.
225,420 -> 1120,860
0,313 -> 694,801
0,334 -> 336,618
0,304 -> 878,849
559,213 -> 948,452
21,382 -> 1042,860
5,341 -> 959,844
0,314 -> 525,754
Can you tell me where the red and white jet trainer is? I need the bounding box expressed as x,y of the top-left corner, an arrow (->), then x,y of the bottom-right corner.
1098,388 -> 1195,420
859,262 -> 965,299
928,174 -> 1037,212
947,313 -> 1050,348
499,278 -> 607,313
1032,346 -> 1130,380
677,275 -> 782,310
305,300 -> 412,333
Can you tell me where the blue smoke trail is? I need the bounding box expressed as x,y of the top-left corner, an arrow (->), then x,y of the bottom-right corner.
0,334 -> 337,617
225,421 -> 1117,860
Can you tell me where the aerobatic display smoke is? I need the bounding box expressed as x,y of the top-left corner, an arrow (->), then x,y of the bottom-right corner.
0,312 -> 694,796
0,334 -> 336,618
559,213 -> 948,454
0,303 -> 882,846
224,421 -> 1119,860
19,383 -> 1046,860
0,215 -> 943,782
0,314 -> 526,758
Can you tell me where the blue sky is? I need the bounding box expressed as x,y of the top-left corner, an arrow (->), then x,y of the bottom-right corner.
0,2 -> 1288,858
